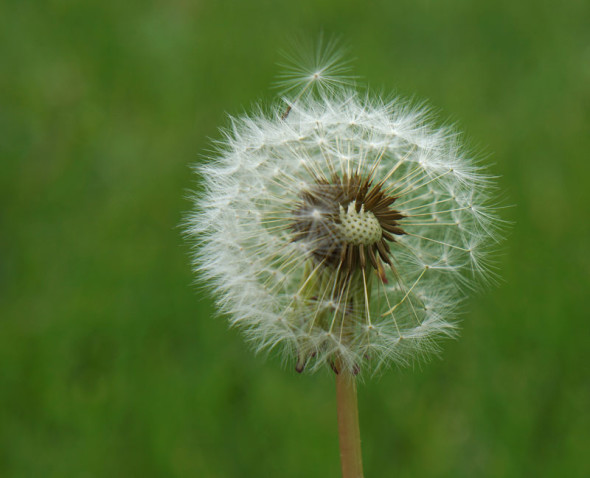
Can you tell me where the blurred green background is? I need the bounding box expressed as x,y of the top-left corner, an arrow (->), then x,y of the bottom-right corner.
2,0 -> 589,476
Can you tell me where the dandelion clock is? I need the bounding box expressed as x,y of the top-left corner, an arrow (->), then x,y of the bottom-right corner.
187,41 -> 503,477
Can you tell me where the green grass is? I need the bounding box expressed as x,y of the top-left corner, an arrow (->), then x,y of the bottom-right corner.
2,0 -> 589,476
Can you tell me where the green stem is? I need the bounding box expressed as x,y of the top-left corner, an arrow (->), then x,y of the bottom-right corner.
336,370 -> 364,478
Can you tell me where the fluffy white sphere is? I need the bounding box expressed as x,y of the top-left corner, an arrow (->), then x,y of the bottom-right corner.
188,64 -> 502,375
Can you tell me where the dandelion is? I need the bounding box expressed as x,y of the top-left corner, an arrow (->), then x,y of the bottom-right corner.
187,44 -> 503,477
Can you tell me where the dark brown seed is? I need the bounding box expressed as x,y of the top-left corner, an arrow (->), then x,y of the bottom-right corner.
290,173 -> 406,289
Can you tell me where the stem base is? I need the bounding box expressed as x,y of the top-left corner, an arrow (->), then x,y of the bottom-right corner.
336,371 -> 364,478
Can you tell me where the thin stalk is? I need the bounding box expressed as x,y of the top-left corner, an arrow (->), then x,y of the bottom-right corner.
336,370 -> 364,478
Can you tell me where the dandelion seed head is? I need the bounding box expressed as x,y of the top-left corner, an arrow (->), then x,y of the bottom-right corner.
188,45 -> 503,375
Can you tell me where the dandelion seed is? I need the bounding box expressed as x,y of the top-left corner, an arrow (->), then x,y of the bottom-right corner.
187,46 -> 503,377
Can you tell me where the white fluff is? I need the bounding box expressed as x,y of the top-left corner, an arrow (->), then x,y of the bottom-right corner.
187,53 -> 503,375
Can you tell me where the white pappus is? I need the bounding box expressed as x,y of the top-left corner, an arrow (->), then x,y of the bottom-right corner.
187,45 -> 504,376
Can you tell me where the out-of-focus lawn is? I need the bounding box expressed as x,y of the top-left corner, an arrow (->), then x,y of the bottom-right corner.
1,1 -> 589,477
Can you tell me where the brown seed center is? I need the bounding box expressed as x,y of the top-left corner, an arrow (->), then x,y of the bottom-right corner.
290,174 -> 406,278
